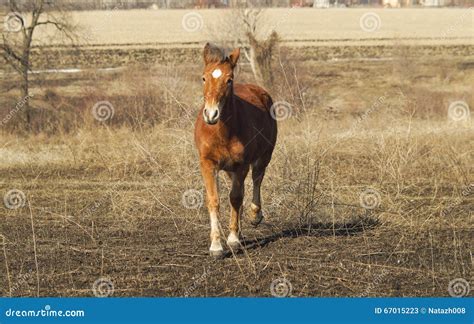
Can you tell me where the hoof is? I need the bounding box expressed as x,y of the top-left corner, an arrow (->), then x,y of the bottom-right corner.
226,232 -> 241,251
209,249 -> 225,259
250,204 -> 264,226
250,212 -> 264,227
227,241 -> 241,251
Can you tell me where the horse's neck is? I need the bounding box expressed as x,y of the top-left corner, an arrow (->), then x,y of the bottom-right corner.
219,94 -> 238,137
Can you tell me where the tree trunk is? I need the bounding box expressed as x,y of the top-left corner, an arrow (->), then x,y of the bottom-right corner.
248,46 -> 264,87
247,31 -> 279,90
20,41 -> 31,131
21,67 -> 31,130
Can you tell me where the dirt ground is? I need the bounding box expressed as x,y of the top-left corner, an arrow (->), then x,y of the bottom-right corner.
0,120 -> 472,297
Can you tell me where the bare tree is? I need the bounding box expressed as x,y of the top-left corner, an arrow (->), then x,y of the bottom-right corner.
1,0 -> 78,130
207,7 -> 280,89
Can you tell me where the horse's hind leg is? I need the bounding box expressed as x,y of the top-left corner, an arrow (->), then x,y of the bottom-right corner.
226,165 -> 249,251
250,159 -> 268,226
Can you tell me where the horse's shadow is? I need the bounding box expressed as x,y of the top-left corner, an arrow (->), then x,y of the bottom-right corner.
223,215 -> 379,258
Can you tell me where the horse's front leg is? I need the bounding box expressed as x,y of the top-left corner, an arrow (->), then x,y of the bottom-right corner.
200,159 -> 223,258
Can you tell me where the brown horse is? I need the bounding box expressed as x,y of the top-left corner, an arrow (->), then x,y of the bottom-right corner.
194,43 -> 277,258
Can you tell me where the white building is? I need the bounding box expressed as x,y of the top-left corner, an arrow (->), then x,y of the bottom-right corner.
422,0 -> 445,6
313,0 -> 330,8
383,0 -> 401,7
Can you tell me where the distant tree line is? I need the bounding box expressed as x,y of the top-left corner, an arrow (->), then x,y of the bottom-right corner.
0,0 -> 472,9
0,0 -> 288,10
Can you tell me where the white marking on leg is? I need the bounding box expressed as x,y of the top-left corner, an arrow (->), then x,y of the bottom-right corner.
250,202 -> 263,225
251,202 -> 260,212
212,69 -> 222,79
210,240 -> 223,252
227,232 -> 240,245
210,211 -> 219,231
209,211 -> 223,252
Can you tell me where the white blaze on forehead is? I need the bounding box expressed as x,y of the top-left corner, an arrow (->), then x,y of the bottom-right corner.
212,69 -> 222,79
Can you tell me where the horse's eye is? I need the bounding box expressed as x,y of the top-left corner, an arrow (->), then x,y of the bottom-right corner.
202,77 -> 206,82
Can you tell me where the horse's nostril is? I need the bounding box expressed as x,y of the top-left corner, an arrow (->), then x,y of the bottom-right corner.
203,107 -> 219,124
203,109 -> 211,121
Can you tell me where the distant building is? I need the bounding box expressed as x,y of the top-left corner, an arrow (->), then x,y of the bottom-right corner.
422,0 -> 446,5
313,0 -> 330,8
383,0 -> 401,6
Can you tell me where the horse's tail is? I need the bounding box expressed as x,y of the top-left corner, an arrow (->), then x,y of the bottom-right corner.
263,92 -> 278,143
263,92 -> 274,115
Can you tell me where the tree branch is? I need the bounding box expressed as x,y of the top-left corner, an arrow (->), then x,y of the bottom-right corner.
0,37 -> 23,64
1,51 -> 24,74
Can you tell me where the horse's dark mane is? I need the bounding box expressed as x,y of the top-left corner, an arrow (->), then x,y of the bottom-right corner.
204,43 -> 228,64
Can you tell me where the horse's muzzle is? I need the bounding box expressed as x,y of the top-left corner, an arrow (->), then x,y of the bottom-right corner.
203,106 -> 220,125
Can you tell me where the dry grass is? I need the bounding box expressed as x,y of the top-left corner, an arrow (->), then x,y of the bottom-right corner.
0,7 -> 473,295
0,50 -> 472,296
0,113 -> 472,296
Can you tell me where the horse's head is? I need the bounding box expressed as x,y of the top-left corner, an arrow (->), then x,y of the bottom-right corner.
201,43 -> 240,125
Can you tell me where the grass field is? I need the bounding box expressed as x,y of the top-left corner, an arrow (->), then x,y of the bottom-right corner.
23,8 -> 474,46
0,8 -> 473,297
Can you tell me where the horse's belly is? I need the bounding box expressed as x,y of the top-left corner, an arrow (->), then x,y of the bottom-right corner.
217,145 -> 245,171
218,159 -> 243,172
218,152 -> 245,171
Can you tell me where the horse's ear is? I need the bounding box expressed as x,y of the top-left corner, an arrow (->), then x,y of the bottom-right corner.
228,48 -> 240,68
203,42 -> 212,65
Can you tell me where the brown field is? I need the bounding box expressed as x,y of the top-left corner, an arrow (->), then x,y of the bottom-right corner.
27,8 -> 474,46
0,9 -> 473,297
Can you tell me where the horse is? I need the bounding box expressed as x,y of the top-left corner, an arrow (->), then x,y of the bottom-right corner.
194,43 -> 278,258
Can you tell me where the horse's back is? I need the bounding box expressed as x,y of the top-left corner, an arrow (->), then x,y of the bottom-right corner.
233,83 -> 274,113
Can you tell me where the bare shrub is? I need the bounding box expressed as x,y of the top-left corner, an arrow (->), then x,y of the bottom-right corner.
207,7 -> 280,89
